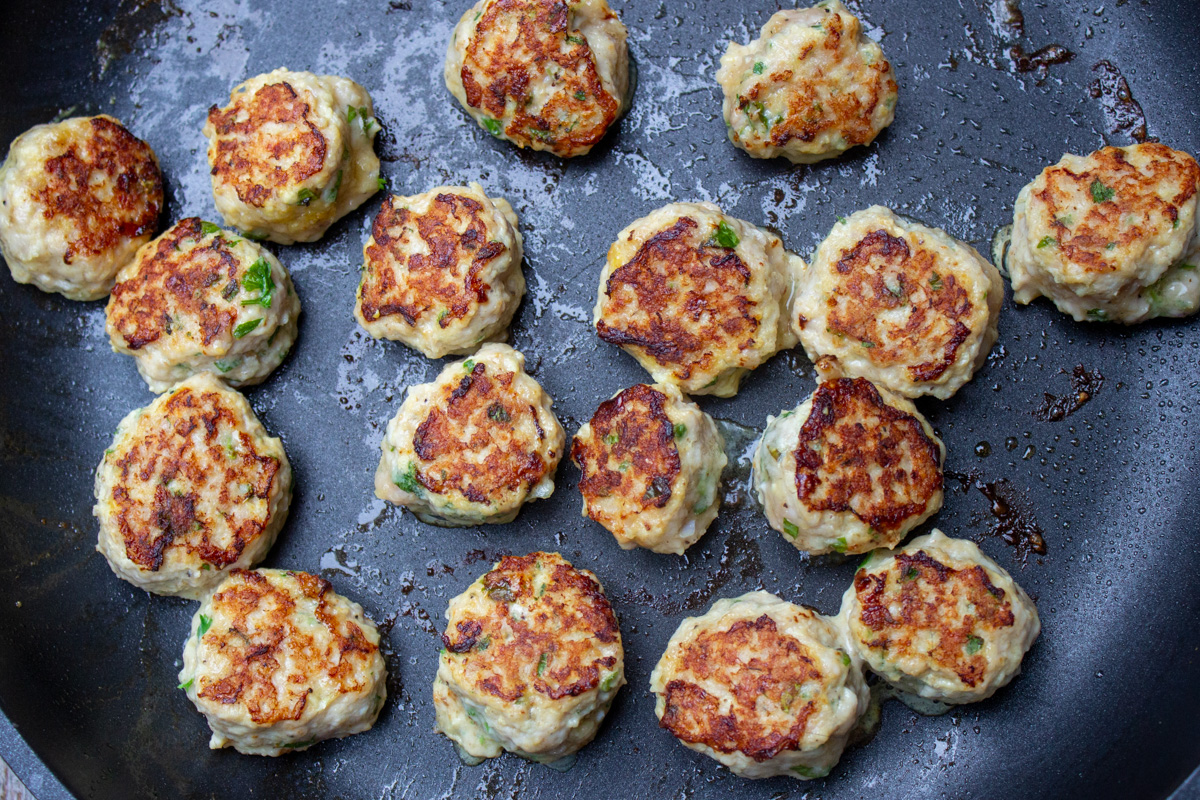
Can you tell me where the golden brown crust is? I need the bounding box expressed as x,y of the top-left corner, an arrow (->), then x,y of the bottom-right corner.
206,81 -> 327,208
824,229 -> 973,383
854,551 -> 1015,687
571,383 -> 681,516
35,116 -> 162,264
442,553 -> 620,702
461,0 -> 620,155
107,218 -> 243,350
196,570 -> 379,724
412,362 -> 551,503
359,193 -> 505,326
109,383 -> 281,570
596,217 -> 757,382
659,614 -> 820,761
795,379 -> 942,532
1035,143 -> 1200,274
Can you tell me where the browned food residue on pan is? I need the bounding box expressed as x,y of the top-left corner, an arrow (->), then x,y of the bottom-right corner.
1034,365 -> 1104,422
1008,44 -> 1074,82
1089,60 -> 1152,144
946,470 -> 1047,562
617,529 -> 763,615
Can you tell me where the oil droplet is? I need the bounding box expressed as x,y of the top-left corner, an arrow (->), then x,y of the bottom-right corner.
1022,445 -> 1035,460
975,441 -> 992,457
1005,437 -> 1019,451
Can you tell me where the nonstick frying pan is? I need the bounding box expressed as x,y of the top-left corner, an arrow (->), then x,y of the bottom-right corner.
1,0 -> 1199,798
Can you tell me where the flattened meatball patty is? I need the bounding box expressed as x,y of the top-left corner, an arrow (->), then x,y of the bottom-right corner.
106,217 -> 300,393
445,0 -> 630,157
650,591 -> 867,780
433,552 -> 625,766
841,529 -> 1040,705
179,568 -> 387,756
793,205 -> 1002,399
375,343 -> 565,526
1007,142 -> 1200,323
594,202 -> 803,397
0,115 -> 162,300
94,374 -> 291,599
356,183 -> 525,358
753,377 -> 943,556
572,383 -> 726,554
716,1 -> 897,164
204,68 -> 381,244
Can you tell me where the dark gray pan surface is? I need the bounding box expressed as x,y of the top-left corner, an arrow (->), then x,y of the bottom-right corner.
1,0 -> 1199,798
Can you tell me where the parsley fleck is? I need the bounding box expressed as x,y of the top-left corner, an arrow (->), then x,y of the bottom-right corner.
965,635 -> 984,655
752,61 -> 765,74
1037,235 -> 1056,249
394,462 -> 422,494
929,273 -> 943,291
240,258 -> 275,308
673,423 -> 687,439
197,614 -> 212,638
233,318 -> 261,338
782,520 -> 799,539
714,221 -> 740,248
487,404 -> 511,423
1090,178 -> 1115,204
574,90 -> 587,101
482,117 -> 503,137
377,175 -> 387,192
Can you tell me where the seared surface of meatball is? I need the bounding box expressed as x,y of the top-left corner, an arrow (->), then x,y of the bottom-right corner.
0,115 -> 162,300
793,205 -> 1002,399
179,568 -> 386,755
204,68 -> 381,244
445,0 -> 630,157
594,202 -> 803,397
572,383 -> 726,554
433,552 -> 625,766
650,591 -> 867,780
841,530 -> 1040,705
356,183 -> 524,358
754,377 -> 943,556
716,1 -> 897,164
94,373 -> 291,599
1007,142 -> 1200,323
375,343 -> 565,526
106,217 -> 300,393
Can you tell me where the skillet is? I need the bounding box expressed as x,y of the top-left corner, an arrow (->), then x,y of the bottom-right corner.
1,0 -> 1199,797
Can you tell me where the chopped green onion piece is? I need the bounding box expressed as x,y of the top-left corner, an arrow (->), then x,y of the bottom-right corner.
965,635 -> 984,655
394,462 -> 422,494
488,404 -> 511,423
197,614 -> 212,637
295,188 -> 318,206
282,739 -> 316,749
604,432 -> 619,445
214,358 -> 240,373
1090,179 -> 1115,204
537,652 -> 548,677
463,359 -> 475,371
324,169 -> 343,203
901,566 -> 920,581
860,340 -> 875,348
200,221 -> 222,236
752,61 -> 765,74
377,175 -> 387,192
837,215 -> 848,224
482,117 -> 503,137
1086,308 -> 1109,322
673,423 -> 687,439
1179,262 -> 1197,270
574,90 -> 586,101
714,221 -> 739,248
178,678 -> 194,690
831,537 -> 847,553
929,273 -> 943,291
840,651 -> 851,667
600,671 -> 619,692
233,318 -> 262,338
1037,236 -> 1056,249
782,520 -> 799,539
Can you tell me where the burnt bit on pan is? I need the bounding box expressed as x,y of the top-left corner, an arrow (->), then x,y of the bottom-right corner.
946,470 -> 1047,562
1008,44 -> 1074,83
1034,365 -> 1104,422
1089,61 -> 1152,144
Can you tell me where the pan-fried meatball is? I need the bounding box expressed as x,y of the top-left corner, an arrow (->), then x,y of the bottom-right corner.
204,68 -> 382,245
840,529 -> 1040,705
374,343 -> 565,526
433,552 -> 624,766
106,218 -> 300,393
1007,143 -> 1200,323
650,591 -> 867,780
753,377 -> 943,556
594,202 -> 804,397
94,373 -> 291,599
793,206 -> 1002,399
0,115 -> 162,300
445,0 -> 630,158
571,383 -> 726,554
355,183 -> 525,359
178,568 -> 387,756
716,1 -> 897,164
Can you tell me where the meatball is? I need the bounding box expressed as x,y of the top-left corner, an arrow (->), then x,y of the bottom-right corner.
793,205 -> 1002,399
1007,142 -> 1200,323
106,217 -> 300,393
840,529 -> 1040,705
374,343 -> 565,526
649,591 -> 867,780
355,183 -> 525,359
594,202 -> 803,397
93,373 -> 292,599
204,68 -> 382,245
178,568 -> 387,756
0,115 -> 162,300
445,0 -> 630,158
433,552 -> 624,766
571,383 -> 726,554
753,377 -> 943,556
715,2 -> 898,164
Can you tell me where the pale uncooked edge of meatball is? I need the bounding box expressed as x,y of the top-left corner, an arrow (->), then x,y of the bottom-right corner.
752,385 -> 944,556
836,530 -> 1041,705
92,377 -> 292,599
649,591 -> 868,780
